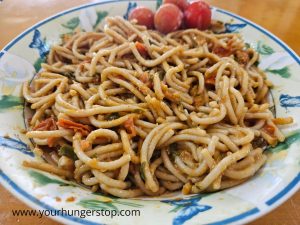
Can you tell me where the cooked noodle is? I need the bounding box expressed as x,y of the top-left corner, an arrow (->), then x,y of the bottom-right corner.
22,16 -> 292,198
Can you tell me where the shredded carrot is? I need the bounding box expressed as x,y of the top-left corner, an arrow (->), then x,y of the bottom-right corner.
139,72 -> 153,88
205,75 -> 216,85
135,42 -> 148,57
124,116 -> 136,137
235,50 -> 249,66
57,118 -> 91,136
95,137 -> 109,144
33,118 -> 58,147
139,72 -> 149,84
33,117 -> 57,131
263,124 -> 275,136
212,46 -> 232,57
47,137 -> 59,147
115,75 -> 126,80
194,96 -> 204,107
80,140 -> 90,151
164,89 -> 180,102
272,117 -> 293,125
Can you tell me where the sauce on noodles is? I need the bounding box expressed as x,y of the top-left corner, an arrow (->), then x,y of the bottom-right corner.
22,16 -> 293,198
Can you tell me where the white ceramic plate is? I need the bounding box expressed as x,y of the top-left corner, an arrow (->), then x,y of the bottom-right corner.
0,1 -> 299,224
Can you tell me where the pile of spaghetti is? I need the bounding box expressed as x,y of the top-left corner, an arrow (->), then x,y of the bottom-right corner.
23,16 -> 292,198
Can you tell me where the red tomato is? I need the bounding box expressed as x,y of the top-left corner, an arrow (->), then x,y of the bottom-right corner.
128,6 -> 155,29
184,0 -> 212,30
163,0 -> 189,11
154,3 -> 183,34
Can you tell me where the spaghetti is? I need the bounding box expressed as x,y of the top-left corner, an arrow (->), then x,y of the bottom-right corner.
22,16 -> 292,198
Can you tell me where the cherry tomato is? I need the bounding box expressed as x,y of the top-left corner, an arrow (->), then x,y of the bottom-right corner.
154,3 -> 183,34
184,0 -> 212,30
163,0 -> 189,11
128,6 -> 155,29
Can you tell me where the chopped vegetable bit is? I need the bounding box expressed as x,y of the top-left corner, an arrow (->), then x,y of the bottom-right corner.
66,196 -> 76,202
139,72 -> 149,83
263,124 -> 275,136
133,109 -> 144,114
33,117 -> 57,131
105,113 -> 120,121
57,118 -> 91,136
194,95 -> 204,107
272,117 -> 293,125
139,72 -> 153,88
205,73 -> 216,85
212,46 -> 232,57
251,136 -> 268,149
62,71 -> 75,80
33,118 -> 59,147
135,42 -> 148,57
47,137 -> 59,147
80,140 -> 90,151
235,50 -> 250,66
140,162 -> 146,181
58,145 -> 78,160
124,116 -> 137,137
169,143 -> 180,161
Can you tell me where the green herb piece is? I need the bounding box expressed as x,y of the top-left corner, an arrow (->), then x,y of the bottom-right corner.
105,113 -> 120,121
245,43 -> 251,49
169,143 -> 180,161
58,145 -> 78,160
253,60 -> 260,67
62,71 -> 75,80
140,162 -> 146,181
158,71 -> 165,80
133,109 -> 144,114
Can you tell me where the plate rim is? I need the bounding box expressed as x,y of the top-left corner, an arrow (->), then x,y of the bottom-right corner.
0,1 -> 299,225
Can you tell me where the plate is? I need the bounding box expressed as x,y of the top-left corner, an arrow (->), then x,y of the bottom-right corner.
0,1 -> 299,224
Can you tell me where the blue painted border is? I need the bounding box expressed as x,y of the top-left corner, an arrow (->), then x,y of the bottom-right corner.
0,170 -> 104,225
0,0 -> 299,225
266,172 -> 300,206
0,136 -> 34,157
1,0 -> 119,53
216,9 -> 299,65
207,208 -> 260,225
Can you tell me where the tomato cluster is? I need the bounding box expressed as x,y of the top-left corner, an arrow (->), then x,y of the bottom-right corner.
129,0 -> 212,34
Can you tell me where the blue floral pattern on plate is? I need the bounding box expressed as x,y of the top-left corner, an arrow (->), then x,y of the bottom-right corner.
279,94 -> 300,108
29,29 -> 49,58
123,2 -> 137,19
224,23 -> 247,33
162,196 -> 212,225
